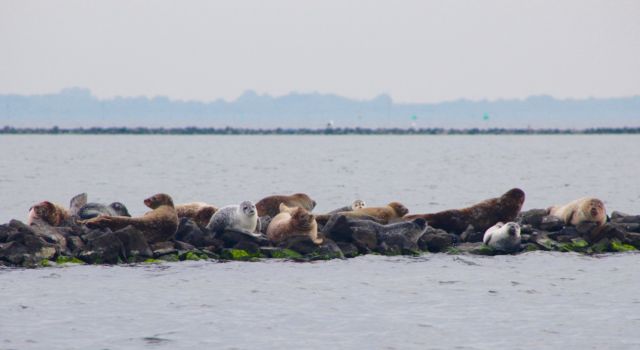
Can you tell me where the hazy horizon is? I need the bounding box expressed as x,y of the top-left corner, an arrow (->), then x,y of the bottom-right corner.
2,1 -> 640,103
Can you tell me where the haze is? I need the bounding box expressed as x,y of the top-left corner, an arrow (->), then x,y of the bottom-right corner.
1,0 -> 639,103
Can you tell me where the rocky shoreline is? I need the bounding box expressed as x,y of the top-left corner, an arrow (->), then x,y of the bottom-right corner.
1,208 -> 639,268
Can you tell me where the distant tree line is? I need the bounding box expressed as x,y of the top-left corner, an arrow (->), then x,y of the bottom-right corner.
1,126 -> 639,135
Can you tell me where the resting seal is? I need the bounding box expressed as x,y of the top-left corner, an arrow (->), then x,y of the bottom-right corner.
175,202 -> 217,227
82,193 -> 179,243
327,199 -> 367,215
405,188 -> 525,234
549,197 -> 606,226
320,202 -> 408,225
27,192 -> 87,226
27,201 -> 71,226
206,201 -> 260,236
267,203 -> 322,244
256,193 -> 316,217
78,200 -> 131,220
483,222 -> 521,253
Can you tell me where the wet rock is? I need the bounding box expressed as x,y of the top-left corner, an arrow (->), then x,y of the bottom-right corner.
460,225 -> 483,243
233,240 -> 262,256
66,236 -> 85,254
179,250 -> 210,261
216,229 -> 270,248
611,214 -> 640,224
520,224 -> 535,235
259,247 -> 303,259
418,227 -> 455,252
220,248 -> 260,261
114,226 -> 153,260
518,209 -> 549,227
539,216 -> 564,231
622,231 -> 640,249
278,236 -> 344,259
610,211 -> 630,220
323,215 -> 426,254
559,238 -> 590,253
151,241 -> 177,257
448,242 -> 495,255
589,224 -> 625,243
530,234 -> 562,251
377,234 -> 419,255
335,242 -> 359,258
575,222 -> 600,236
79,231 -> 125,264
611,239 -> 637,252
0,237 -> 57,267
612,223 -> 640,233
174,240 -> 196,251
547,227 -> 580,242
175,218 -> 218,248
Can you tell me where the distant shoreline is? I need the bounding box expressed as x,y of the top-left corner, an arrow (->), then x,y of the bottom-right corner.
1,126 -> 639,135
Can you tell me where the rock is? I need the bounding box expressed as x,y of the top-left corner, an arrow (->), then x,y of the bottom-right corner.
520,224 -> 535,235
539,215 -> 564,231
278,236 -> 344,259
623,231 -> 640,249
335,242 -> 359,258
448,242 -> 495,255
611,214 -> 640,224
377,233 -> 419,255
179,250 -> 210,261
460,225 -> 483,243
323,215 -> 426,253
575,222 -> 600,236
232,240 -> 262,256
612,223 -> 640,233
530,234 -> 562,251
175,218 -> 217,248
0,238 -> 57,267
518,209 -> 549,227
311,239 -> 344,260
418,227 -> 454,252
79,231 -> 125,264
589,224 -> 625,243
610,211 -> 630,220
547,227 -> 580,242
114,226 -> 153,261
559,238 -> 590,253
151,241 -> 177,257
216,229 -> 270,248
220,248 -> 260,261
259,247 -> 303,259
610,239 -> 637,252
174,240 -> 196,251
66,236 -> 86,254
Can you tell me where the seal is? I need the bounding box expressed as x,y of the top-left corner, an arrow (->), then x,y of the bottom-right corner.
206,201 -> 260,236
175,202 -> 217,227
78,201 -> 131,220
331,202 -> 409,224
256,193 -> 316,217
483,222 -> 521,252
405,188 -> 526,234
323,214 -> 427,245
27,201 -> 71,226
548,197 -> 606,226
327,199 -> 367,215
82,193 -> 179,243
267,203 -> 322,244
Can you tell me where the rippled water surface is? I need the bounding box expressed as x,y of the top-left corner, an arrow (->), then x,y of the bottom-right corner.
1,135 -> 640,349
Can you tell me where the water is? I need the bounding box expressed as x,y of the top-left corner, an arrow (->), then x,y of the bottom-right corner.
1,135 -> 640,349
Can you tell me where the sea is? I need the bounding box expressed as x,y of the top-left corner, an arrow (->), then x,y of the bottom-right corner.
1,135 -> 639,349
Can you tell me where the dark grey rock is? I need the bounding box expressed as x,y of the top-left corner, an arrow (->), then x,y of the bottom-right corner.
335,242 -> 359,258
460,225 -> 483,243
175,218 -> 218,248
151,241 -> 177,257
79,231 -> 125,264
216,229 -> 270,248
114,226 -> 153,260
418,227 -> 455,252
539,216 -> 565,231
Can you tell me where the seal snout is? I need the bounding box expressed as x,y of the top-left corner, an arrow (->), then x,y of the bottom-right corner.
590,207 -> 599,217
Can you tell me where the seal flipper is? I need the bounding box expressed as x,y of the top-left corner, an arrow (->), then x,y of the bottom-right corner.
69,193 -> 88,216
483,232 -> 492,245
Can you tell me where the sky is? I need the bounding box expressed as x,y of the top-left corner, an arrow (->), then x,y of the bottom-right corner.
1,0 -> 639,103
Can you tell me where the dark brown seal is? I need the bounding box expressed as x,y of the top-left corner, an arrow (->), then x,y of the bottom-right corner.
27,201 -> 70,226
175,202 -> 217,227
82,193 -> 179,243
256,193 -> 316,217
404,188 -> 526,234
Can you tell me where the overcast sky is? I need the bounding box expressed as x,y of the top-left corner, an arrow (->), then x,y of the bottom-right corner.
1,0 -> 639,103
